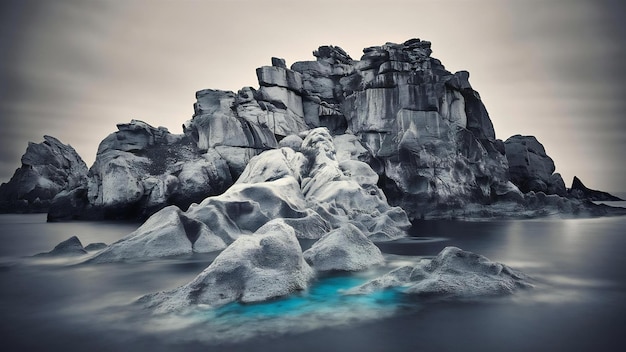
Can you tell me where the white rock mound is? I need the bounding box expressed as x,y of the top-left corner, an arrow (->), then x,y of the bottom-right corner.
140,220 -> 314,312
89,127 -> 410,263
303,223 -> 384,272
347,246 -> 531,298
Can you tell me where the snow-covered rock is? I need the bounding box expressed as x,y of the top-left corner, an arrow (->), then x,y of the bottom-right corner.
347,246 -> 531,298
0,136 -> 87,213
140,219 -> 314,312
303,223 -> 384,272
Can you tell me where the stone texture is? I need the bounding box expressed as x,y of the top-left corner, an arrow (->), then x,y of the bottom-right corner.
139,219 -> 314,312
35,235 -> 88,257
504,135 -> 566,195
0,136 -> 87,213
347,246 -> 531,298
88,128 -> 410,263
49,120 -> 233,221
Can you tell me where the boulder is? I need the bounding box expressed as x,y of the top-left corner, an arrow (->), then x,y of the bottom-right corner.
35,235 -> 88,257
303,223 -> 384,272
504,135 -> 566,195
347,246 -> 531,298
0,136 -> 87,213
139,219 -> 314,312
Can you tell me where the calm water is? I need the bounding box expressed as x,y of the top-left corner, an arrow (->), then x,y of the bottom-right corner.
1,214 -> 626,351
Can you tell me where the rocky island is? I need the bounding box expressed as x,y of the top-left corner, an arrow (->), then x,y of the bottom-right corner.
2,38 -> 625,312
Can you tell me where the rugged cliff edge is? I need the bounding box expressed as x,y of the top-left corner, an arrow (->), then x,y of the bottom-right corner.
0,37 -> 616,220
0,136 -> 87,213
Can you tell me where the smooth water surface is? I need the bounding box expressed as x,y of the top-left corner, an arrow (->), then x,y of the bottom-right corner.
1,214 -> 626,351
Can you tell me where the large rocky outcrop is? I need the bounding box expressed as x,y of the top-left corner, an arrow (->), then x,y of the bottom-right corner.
504,135 -> 566,195
0,136 -> 87,213
48,120 -> 234,220
88,128 -> 410,263
45,38 -> 622,221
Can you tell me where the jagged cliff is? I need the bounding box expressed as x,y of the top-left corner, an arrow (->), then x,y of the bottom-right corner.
21,38 -> 621,221
0,136 -> 87,213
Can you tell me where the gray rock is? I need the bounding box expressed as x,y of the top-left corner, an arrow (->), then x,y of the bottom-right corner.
49,120 -> 233,221
303,223 -> 384,272
84,242 -> 107,251
504,135 -> 565,195
347,246 -> 531,298
0,136 -> 87,213
36,235 -> 87,257
569,176 -> 623,201
139,219 -> 314,312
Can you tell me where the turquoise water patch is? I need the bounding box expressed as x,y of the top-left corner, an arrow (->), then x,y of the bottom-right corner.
212,274 -> 402,321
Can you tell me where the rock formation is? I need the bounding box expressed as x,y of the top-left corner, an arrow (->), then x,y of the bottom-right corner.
347,246 -> 531,298
569,176 -> 623,201
0,136 -> 87,213
88,128 -> 410,263
139,219 -> 314,312
49,120 -> 233,220
35,235 -> 88,257
504,135 -> 566,195
40,38 -> 623,221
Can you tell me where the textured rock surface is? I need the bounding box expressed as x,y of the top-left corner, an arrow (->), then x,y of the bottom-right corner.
139,219 -> 314,312
0,136 -> 87,213
89,128 -> 410,263
569,176 -> 623,201
48,120 -> 233,221
35,235 -> 88,257
303,223 -> 384,272
504,135 -> 566,195
348,246 -> 531,298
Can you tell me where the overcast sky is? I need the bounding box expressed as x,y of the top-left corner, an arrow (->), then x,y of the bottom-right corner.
1,0 -> 625,192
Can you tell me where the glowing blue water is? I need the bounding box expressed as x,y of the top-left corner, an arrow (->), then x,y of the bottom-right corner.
214,275 -> 402,321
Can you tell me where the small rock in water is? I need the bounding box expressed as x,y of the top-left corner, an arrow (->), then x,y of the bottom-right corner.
84,242 -> 107,251
36,236 -> 88,257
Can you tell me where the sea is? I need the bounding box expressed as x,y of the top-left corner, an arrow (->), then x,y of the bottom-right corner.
1,204 -> 626,351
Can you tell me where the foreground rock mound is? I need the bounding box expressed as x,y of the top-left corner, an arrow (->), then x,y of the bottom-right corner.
0,136 -> 87,213
303,223 -> 384,272
569,176 -> 623,201
89,128 -> 410,263
140,220 -> 314,312
348,246 -> 531,298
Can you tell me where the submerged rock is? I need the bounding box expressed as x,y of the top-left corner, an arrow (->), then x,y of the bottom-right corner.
0,136 -> 88,213
569,176 -> 623,201
84,242 -> 107,251
348,246 -> 531,298
140,219 -> 314,312
303,223 -> 384,272
35,236 -> 88,257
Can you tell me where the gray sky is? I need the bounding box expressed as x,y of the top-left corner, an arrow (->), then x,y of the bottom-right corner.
1,0 -> 625,192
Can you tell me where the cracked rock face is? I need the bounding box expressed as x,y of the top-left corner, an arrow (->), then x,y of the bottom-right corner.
0,136 -> 88,213
504,135 -> 566,195
88,128 -> 410,264
48,120 -> 234,221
